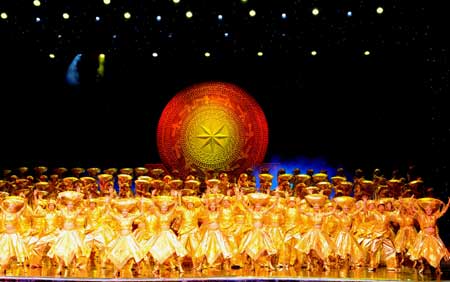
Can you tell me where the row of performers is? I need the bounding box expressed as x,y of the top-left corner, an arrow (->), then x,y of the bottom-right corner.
0,189 -> 449,276
1,171 -> 428,205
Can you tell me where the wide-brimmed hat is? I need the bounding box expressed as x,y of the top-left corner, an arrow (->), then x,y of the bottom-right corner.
305,193 -> 328,207
247,192 -> 270,206
57,190 -> 84,205
182,196 -> 202,208
333,195 -> 356,209
417,197 -> 444,212
2,195 -> 26,212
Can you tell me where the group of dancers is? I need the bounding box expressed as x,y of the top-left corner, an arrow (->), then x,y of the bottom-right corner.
0,165 -> 449,277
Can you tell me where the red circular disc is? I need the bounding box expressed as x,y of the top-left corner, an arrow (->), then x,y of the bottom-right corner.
157,81 -> 269,177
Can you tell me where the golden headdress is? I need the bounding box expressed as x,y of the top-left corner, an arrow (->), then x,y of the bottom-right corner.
80,177 -> 97,185
71,167 -> 85,175
111,197 -> 138,212
331,176 -> 346,186
134,167 -> 149,175
57,190 -> 84,205
35,181 -> 50,191
417,197 -> 444,212
119,168 -> 134,175
295,174 -> 311,183
247,192 -> 270,206
87,167 -> 101,175
278,173 -> 293,182
63,176 -> 79,186
184,179 -> 201,190
117,174 -> 133,183
138,175 -> 153,182
312,173 -> 328,183
2,195 -> 26,212
333,195 -> 356,209
103,168 -> 118,175
259,173 -> 274,182
152,195 -> 176,208
181,195 -> 202,208
305,193 -> 328,207
206,178 -> 220,186
98,173 -> 113,182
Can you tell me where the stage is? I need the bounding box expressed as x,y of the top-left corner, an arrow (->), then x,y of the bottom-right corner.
1,261 -> 449,282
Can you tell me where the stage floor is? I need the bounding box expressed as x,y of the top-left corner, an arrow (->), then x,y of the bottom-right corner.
1,261 -> 449,282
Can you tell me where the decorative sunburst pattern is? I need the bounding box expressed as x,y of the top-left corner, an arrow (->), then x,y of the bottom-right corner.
157,81 -> 269,177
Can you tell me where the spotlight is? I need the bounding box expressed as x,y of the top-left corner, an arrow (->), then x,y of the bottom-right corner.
62,13 -> 70,19
281,13 -> 287,19
156,15 -> 161,21
123,12 -> 131,19
186,11 -> 193,18
376,7 -> 384,14
33,0 -> 41,7
217,14 -> 223,20
249,10 -> 256,17
312,8 -> 319,16
0,13 -> 7,20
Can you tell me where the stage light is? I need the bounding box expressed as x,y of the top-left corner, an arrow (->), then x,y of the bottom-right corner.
312,8 -> 319,16
173,0 -> 180,3
347,11 -> 352,17
249,10 -> 256,17
257,51 -> 263,57
33,0 -> 41,7
62,13 -> 70,20
186,11 -> 193,18
204,52 -> 211,57
95,16 -> 100,21
376,7 -> 384,14
97,53 -> 105,78
281,13 -> 287,19
123,12 -> 131,19
35,17 -> 41,22
217,14 -> 223,20
156,15 -> 161,21
1,13 -> 7,20
311,50 -> 317,56
364,50 -> 370,56
49,53 -> 55,59
224,32 -> 229,37
152,52 -> 158,57
241,0 -> 248,3
103,0 -> 111,5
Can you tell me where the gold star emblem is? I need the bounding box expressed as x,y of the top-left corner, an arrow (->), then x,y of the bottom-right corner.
196,124 -> 228,153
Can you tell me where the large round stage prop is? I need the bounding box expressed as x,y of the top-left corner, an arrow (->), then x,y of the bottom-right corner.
157,82 -> 268,177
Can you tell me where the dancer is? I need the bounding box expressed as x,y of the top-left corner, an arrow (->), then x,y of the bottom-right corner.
408,197 -> 450,274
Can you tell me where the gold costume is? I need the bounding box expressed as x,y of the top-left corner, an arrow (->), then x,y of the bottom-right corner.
46,205 -> 88,268
145,202 -> 187,266
107,209 -> 144,271
238,196 -> 277,266
195,204 -> 232,268
0,196 -> 29,269
408,198 -> 450,271
294,209 -> 336,264
176,203 -> 202,261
